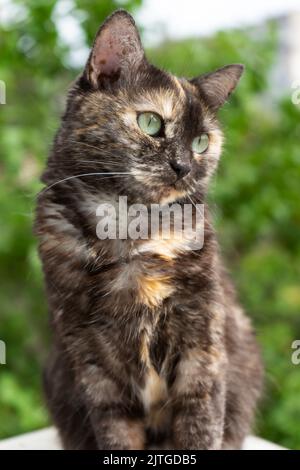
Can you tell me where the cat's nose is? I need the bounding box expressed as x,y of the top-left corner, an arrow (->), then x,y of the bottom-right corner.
169,159 -> 191,180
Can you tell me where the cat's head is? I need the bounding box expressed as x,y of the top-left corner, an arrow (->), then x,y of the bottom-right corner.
55,10 -> 243,205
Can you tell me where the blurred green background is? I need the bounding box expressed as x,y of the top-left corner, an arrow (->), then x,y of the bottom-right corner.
0,0 -> 300,449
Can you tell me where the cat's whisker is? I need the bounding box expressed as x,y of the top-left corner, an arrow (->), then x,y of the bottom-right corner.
187,194 -> 203,216
39,172 -> 132,195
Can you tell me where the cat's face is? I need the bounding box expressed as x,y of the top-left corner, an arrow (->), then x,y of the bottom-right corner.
56,10 -> 243,205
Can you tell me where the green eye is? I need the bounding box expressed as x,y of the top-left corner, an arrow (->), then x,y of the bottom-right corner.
137,112 -> 162,136
192,134 -> 209,154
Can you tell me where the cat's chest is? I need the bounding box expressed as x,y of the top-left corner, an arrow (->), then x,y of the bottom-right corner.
108,238 -> 185,308
106,240 -> 185,429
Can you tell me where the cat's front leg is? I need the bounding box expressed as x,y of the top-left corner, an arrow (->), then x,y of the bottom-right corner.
90,407 -> 145,450
79,364 -> 145,450
171,346 -> 227,450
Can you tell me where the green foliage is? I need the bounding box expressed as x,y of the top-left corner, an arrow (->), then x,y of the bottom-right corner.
1,1 -> 299,448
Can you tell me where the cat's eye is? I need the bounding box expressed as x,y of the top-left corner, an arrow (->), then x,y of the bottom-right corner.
137,112 -> 163,136
192,134 -> 209,154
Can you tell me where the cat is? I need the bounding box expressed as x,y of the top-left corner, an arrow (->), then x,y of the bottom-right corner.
35,10 -> 263,450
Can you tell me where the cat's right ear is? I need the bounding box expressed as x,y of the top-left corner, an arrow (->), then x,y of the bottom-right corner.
83,10 -> 146,88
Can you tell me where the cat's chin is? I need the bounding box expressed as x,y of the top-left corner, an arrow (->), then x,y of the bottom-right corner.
159,187 -> 188,205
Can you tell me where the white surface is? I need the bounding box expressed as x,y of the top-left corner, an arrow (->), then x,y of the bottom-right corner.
0,427 -> 285,450
0,428 -> 61,451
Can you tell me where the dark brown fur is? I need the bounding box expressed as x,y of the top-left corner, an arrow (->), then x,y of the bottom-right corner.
35,10 -> 263,450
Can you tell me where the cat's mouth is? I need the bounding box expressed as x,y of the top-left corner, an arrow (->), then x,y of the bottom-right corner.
160,186 -> 188,205
158,177 -> 194,204
131,168 -> 193,204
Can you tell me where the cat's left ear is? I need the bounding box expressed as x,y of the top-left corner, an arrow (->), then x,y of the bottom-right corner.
191,64 -> 244,112
84,10 -> 146,88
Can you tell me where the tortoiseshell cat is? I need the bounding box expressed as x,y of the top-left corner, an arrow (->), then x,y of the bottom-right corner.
35,10 -> 263,450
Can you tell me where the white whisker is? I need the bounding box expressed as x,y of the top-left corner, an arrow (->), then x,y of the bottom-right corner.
40,172 -> 131,195
187,194 -> 203,216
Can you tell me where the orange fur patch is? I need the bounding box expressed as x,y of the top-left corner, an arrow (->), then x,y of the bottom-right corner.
137,274 -> 174,307
160,187 -> 187,205
142,366 -> 168,407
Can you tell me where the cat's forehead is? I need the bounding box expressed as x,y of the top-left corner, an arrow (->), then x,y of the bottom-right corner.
131,76 -> 197,118
120,73 -> 214,133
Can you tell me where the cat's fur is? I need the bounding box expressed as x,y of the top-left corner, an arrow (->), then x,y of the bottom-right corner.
35,10 -> 263,450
